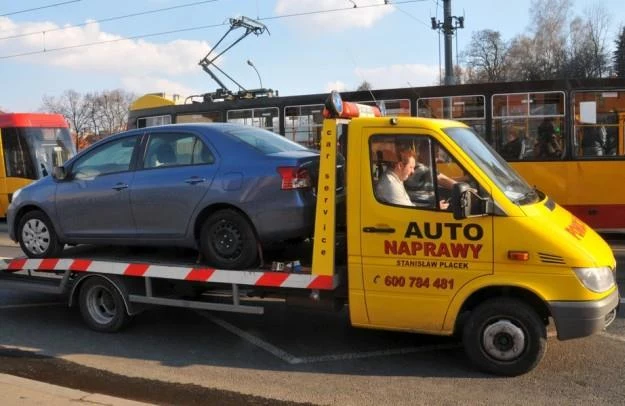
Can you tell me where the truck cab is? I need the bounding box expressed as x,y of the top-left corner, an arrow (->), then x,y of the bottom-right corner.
314,92 -> 619,376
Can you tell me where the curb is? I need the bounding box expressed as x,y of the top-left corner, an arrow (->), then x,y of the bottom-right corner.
0,373 -> 154,405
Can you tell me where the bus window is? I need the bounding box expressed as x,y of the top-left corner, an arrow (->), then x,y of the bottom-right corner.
227,107 -> 279,133
573,90 -> 625,158
1,127 -> 37,180
0,113 -> 75,217
492,92 -> 565,161
284,104 -> 323,148
417,95 -> 486,139
176,112 -> 222,124
137,115 -> 172,128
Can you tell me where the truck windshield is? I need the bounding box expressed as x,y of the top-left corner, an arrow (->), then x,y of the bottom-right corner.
444,126 -> 539,205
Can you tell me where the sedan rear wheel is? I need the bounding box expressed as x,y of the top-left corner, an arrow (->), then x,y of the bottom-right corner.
200,209 -> 258,269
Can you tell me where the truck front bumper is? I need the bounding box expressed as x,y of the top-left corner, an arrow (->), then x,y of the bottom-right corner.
549,289 -> 620,340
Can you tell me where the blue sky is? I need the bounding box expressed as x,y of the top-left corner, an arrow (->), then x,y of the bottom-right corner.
1,0 -> 624,112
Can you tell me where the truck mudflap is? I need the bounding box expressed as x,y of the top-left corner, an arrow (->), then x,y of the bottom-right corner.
549,289 -> 620,340
0,257 -> 340,290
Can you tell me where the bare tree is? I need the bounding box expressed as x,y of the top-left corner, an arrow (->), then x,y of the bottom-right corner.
41,90 -> 91,150
463,29 -> 509,83
615,25 -> 625,77
498,0 -> 572,80
40,89 -> 136,149
566,5 -> 611,78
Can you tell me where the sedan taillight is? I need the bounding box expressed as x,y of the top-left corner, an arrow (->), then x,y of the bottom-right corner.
277,166 -> 311,190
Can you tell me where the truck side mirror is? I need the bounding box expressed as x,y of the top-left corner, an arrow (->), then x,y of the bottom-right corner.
451,182 -> 472,220
52,166 -> 67,180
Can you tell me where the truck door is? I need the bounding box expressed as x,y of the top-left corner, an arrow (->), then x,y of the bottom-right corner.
360,131 -> 494,333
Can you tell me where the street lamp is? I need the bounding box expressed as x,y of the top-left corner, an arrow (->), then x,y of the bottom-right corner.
247,59 -> 263,89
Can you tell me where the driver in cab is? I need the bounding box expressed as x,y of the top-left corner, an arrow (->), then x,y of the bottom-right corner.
376,147 -> 450,209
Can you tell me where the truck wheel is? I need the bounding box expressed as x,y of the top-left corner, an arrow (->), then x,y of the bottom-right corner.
200,209 -> 258,269
462,297 -> 546,376
18,210 -> 64,258
79,277 -> 131,333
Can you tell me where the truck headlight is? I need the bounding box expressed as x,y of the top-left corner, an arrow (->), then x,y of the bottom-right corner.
572,267 -> 615,293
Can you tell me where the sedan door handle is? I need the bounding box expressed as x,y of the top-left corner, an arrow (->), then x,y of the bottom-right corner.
112,183 -> 129,191
185,176 -> 206,185
363,226 -> 395,233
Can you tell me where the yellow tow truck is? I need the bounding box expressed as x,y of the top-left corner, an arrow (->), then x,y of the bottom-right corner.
0,92 -> 619,376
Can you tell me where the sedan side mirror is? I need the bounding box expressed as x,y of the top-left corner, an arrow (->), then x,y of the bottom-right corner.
52,166 -> 67,180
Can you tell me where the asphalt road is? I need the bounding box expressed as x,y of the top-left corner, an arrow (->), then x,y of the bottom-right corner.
1,223 -> 624,406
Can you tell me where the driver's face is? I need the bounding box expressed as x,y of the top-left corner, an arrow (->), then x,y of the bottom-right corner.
399,157 -> 416,181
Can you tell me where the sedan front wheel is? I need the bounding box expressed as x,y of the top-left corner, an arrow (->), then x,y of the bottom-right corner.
17,210 -> 64,258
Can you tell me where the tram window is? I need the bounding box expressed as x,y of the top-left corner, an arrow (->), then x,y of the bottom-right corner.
493,92 -> 566,161
137,115 -> 171,128
177,112 -> 222,123
227,108 -> 279,133
285,104 -> 323,147
573,90 -> 625,158
417,96 -> 486,139
358,99 -> 411,117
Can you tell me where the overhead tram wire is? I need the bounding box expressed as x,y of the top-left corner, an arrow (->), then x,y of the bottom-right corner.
0,0 -> 426,60
257,0 -> 427,22
0,22 -> 228,59
1,0 -> 81,17
0,0 -> 221,41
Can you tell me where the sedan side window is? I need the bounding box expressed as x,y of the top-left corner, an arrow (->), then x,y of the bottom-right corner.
144,133 -> 214,168
73,136 -> 138,180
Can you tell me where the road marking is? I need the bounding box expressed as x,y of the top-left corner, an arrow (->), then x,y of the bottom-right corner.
199,312 -> 460,365
599,332 -> 625,343
199,312 -> 304,364
0,302 -> 64,310
294,344 -> 461,364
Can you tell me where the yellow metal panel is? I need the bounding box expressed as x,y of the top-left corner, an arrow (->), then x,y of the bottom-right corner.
130,94 -> 175,111
311,120 -> 337,276
347,290 -> 369,325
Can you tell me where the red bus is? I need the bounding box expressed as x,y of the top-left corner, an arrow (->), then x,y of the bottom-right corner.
0,113 -> 76,217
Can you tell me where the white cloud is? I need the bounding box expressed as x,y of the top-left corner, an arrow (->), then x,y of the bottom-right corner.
0,17 -> 212,75
121,76 -> 202,100
325,80 -> 347,92
274,0 -> 394,32
354,64 -> 440,89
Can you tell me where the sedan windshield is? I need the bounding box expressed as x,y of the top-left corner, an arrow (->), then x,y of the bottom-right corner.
444,127 -> 539,205
224,126 -> 309,154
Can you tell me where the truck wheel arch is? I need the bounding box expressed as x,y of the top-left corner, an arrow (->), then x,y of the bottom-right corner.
69,274 -> 138,316
445,283 -> 550,335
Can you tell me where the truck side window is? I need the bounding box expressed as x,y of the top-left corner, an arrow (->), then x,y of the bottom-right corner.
371,135 -> 479,210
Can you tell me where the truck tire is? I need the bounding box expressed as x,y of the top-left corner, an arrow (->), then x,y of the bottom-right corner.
79,277 -> 131,333
462,297 -> 546,376
200,209 -> 258,269
17,210 -> 64,258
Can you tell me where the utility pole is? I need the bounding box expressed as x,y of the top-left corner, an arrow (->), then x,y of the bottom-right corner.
431,0 -> 464,85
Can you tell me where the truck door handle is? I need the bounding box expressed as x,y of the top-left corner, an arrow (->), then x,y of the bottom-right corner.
112,183 -> 128,191
363,226 -> 395,233
185,177 -> 206,185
